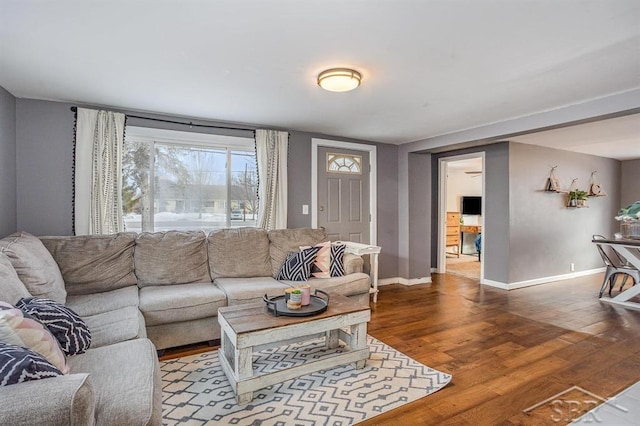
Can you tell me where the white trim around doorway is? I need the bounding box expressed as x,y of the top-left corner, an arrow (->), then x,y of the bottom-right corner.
437,153 -> 485,282
311,138 -> 377,246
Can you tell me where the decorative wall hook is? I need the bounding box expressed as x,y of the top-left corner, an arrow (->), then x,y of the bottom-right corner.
545,165 -> 561,192
588,170 -> 606,196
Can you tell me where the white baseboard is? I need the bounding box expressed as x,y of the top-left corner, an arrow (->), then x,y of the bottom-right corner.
379,277 -> 431,286
379,268 -> 602,290
481,267 -> 605,290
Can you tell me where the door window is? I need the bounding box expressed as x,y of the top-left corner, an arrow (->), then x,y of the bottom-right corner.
326,153 -> 362,174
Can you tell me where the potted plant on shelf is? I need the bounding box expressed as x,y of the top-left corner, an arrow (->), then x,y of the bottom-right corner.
568,189 -> 589,207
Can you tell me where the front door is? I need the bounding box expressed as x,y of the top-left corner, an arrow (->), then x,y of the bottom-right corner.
317,146 -> 370,243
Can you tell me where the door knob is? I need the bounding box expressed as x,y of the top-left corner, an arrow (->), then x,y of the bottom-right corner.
319,206 -> 325,211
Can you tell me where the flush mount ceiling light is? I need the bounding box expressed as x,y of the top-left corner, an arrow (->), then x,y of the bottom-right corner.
317,68 -> 362,92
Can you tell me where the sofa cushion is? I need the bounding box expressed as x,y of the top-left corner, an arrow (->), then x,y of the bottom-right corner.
0,343 -> 63,386
146,317 -> 220,351
16,297 -> 91,356
66,286 -> 139,317
344,253 -> 364,275
208,228 -> 272,279
0,252 -> 31,305
0,301 -> 69,374
135,231 -> 210,287
83,306 -> 145,348
0,232 -> 66,303
281,272 -> 371,298
0,373 -> 95,426
275,246 -> 321,281
268,228 -> 327,276
139,283 -> 227,326
67,338 -> 161,426
214,277 -> 293,306
40,233 -> 137,295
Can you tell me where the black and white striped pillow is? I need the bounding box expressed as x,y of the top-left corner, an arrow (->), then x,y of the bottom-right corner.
276,246 -> 321,281
0,343 -> 62,386
330,244 -> 346,277
16,297 -> 91,355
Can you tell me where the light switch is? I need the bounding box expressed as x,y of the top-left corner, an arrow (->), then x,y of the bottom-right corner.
302,204 -> 309,215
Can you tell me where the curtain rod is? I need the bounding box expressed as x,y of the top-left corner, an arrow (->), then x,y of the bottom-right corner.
69,106 -> 255,133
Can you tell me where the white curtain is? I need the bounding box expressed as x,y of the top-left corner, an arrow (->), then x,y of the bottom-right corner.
74,108 -> 126,235
256,129 -> 288,230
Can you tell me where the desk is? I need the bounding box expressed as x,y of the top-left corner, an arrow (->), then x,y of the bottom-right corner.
460,225 -> 482,255
592,238 -> 640,310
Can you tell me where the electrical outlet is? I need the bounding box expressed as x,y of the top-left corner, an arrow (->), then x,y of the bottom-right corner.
570,263 -> 575,272
302,205 -> 309,215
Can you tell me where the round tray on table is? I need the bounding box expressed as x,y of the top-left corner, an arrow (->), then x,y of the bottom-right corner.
263,289 -> 330,317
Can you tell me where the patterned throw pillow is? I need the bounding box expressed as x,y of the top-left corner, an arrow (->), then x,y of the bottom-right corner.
302,242 -> 347,278
0,342 -> 63,386
16,297 -> 91,356
330,244 -> 347,277
276,246 -> 321,281
0,301 -> 68,374
301,241 -> 331,278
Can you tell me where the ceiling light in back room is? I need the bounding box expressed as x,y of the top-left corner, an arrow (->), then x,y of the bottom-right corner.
317,68 -> 362,92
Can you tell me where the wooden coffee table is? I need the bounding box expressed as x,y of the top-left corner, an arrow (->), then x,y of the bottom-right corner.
217,294 -> 371,405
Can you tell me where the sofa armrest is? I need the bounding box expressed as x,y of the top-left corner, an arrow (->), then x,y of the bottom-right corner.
343,253 -> 364,275
0,373 -> 95,426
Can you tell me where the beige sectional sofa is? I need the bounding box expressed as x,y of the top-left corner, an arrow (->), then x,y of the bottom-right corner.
0,227 -> 371,426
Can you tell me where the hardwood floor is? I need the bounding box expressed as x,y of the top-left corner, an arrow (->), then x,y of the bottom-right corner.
161,273 -> 640,425
365,274 -> 640,425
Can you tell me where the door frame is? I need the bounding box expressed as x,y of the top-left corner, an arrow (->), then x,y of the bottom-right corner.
437,152 -> 485,281
311,138 -> 377,245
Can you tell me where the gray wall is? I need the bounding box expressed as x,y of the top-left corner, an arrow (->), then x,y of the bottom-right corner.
397,91 -> 639,278
423,141 -> 620,285
0,86 -> 17,236
373,142 -> 399,279
16,99 -> 76,235
508,142 -> 620,282
430,143 -> 511,283
14,98 -> 400,278
286,131 -> 399,279
408,153 -> 431,278
621,159 -> 640,207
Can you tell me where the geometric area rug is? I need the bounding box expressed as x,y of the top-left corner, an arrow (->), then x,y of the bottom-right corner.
161,335 -> 452,425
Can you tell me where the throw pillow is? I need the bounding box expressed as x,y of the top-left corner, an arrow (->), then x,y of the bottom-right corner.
276,246 -> 321,281
267,228 -> 327,276
301,242 -> 347,278
0,301 -> 69,374
0,342 -> 63,386
300,241 -> 331,279
330,243 -> 347,277
16,297 -> 91,355
0,252 -> 31,305
0,232 -> 67,303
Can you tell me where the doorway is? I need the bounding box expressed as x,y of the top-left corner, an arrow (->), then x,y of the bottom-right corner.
438,154 -> 484,280
311,139 -> 377,245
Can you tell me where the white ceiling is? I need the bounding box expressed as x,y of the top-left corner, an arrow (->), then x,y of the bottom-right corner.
511,114 -> 640,161
1,1 -> 639,158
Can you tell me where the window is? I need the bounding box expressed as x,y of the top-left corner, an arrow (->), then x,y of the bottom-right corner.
326,153 -> 362,174
123,127 -> 257,232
